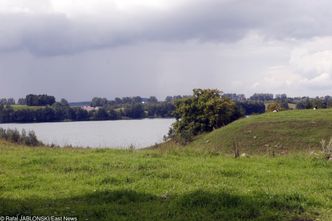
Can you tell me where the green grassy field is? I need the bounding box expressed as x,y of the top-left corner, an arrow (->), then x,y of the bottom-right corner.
187,109 -> 332,155
0,141 -> 331,221
11,105 -> 44,111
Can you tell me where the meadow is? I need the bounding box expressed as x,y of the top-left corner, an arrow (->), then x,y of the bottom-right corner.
0,141 -> 331,221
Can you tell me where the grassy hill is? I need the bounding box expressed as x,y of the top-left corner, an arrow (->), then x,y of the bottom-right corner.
187,109 -> 332,155
0,141 -> 331,221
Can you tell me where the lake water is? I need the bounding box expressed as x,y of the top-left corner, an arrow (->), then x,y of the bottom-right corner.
0,119 -> 175,148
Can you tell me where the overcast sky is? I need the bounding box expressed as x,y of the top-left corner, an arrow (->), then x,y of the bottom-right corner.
1,0 -> 332,101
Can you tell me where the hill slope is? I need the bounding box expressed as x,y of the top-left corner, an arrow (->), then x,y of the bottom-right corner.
189,109 -> 332,154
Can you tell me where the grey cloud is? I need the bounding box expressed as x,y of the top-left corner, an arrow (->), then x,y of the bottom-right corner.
154,0 -> 332,41
1,0 -> 332,55
0,13 -> 127,55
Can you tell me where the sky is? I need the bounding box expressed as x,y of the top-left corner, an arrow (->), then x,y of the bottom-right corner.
1,0 -> 332,101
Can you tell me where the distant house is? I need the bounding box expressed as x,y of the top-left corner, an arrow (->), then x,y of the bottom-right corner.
81,106 -> 100,112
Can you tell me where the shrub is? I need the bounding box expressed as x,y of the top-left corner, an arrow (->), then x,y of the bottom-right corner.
0,128 -> 43,146
6,128 -> 20,143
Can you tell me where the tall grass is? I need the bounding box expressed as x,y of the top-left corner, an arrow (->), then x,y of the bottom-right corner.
320,137 -> 332,159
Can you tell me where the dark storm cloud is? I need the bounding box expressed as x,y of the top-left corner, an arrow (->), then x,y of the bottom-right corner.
1,0 -> 332,55
145,0 -> 332,42
1,0 -> 332,100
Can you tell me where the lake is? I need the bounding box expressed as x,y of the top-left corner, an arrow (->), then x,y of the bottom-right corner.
0,119 -> 175,148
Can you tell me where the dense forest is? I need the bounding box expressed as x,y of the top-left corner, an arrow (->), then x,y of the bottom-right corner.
1,92 -> 331,123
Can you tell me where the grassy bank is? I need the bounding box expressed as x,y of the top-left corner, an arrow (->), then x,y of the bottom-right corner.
187,109 -> 332,154
0,141 -> 331,221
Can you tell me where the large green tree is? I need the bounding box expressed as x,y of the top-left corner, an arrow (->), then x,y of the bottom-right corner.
26,94 -> 55,106
169,89 -> 242,144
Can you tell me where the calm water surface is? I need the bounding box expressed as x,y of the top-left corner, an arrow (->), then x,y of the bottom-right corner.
0,119 -> 174,148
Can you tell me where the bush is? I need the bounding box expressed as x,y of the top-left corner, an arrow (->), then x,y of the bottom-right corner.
0,128 -> 43,146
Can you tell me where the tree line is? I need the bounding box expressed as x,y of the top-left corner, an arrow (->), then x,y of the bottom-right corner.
0,103 -> 175,123
0,94 -> 177,123
0,94 -> 262,124
3,92 -> 332,123
295,96 -> 332,109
